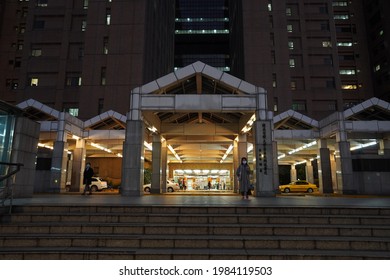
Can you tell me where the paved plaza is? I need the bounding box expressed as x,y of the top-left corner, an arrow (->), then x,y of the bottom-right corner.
8,193 -> 390,209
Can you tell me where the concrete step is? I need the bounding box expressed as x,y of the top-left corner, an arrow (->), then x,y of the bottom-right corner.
0,246 -> 389,260
0,234 -> 389,252
6,212 -> 390,226
9,205 -> 390,216
0,222 -> 389,237
1,205 -> 389,260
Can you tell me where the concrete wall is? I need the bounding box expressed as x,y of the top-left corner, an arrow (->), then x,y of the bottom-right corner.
34,171 -> 51,193
353,172 -> 390,195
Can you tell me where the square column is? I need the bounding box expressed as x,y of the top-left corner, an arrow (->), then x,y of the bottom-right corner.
49,112 -> 68,192
161,139 -> 168,193
121,120 -> 144,196
290,165 -> 297,181
335,140 -> 355,194
50,141 -> 69,192
10,117 -> 40,198
71,139 -> 86,192
305,160 -> 314,183
151,134 -> 162,194
253,120 -> 275,197
233,139 -> 239,192
238,134 -> 248,161
317,139 -> 333,193
272,141 -> 279,189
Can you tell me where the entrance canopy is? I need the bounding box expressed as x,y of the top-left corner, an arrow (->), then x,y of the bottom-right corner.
129,61 -> 267,163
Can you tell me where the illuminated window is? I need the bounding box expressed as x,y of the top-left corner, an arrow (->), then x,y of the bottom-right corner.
322,41 -> 332,47
342,84 -> 358,90
103,37 -> 109,54
37,0 -> 48,7
334,14 -> 349,20
101,67 -> 106,85
288,41 -> 294,49
83,0 -> 88,9
273,97 -> 278,112
31,49 -> 42,57
66,76 -> 82,86
268,3 -> 272,12
286,8 -> 292,16
333,2 -> 348,7
375,65 -> 381,72
292,101 -> 306,111
272,73 -> 277,88
339,69 -> 356,75
287,24 -> 293,32
289,58 -> 295,68
68,108 -> 79,117
291,81 -> 297,90
337,42 -> 353,47
106,8 -> 111,25
81,20 -> 87,31
30,78 -> 39,86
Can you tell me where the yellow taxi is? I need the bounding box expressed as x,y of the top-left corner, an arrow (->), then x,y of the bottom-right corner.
278,180 -> 318,193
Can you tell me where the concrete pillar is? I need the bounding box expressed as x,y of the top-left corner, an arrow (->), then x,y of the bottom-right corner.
379,139 -> 390,156
10,117 -> 40,198
71,138 -> 86,192
305,160 -> 314,183
238,134 -> 248,161
335,140 -> 355,194
233,138 -> 239,192
151,134 -> 162,194
50,113 -> 68,192
121,119 -> 145,196
161,139 -> 168,193
253,120 -> 275,196
290,165 -> 297,181
273,141 -> 279,189
330,155 -> 337,192
317,139 -> 333,193
50,141 -> 69,192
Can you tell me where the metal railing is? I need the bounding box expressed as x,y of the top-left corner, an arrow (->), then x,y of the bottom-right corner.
0,162 -> 23,214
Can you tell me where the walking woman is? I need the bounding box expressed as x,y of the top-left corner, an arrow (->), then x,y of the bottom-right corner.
236,157 -> 251,199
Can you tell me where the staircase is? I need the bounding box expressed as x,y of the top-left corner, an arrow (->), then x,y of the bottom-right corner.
0,205 -> 389,259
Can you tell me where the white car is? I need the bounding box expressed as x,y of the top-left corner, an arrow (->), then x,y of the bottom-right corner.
143,180 -> 180,193
90,177 -> 108,192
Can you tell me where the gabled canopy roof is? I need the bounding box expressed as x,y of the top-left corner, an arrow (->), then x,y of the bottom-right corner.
273,110 -> 319,130
17,99 -> 60,121
84,110 -> 126,130
344,97 -> 390,121
135,61 -> 265,95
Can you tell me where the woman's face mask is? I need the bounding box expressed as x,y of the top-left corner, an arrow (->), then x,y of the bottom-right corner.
242,160 -> 247,164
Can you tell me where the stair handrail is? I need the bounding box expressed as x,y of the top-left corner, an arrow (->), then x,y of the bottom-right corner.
0,162 -> 24,214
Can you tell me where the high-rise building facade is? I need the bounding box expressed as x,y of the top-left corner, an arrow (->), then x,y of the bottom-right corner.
174,0 -> 230,72
235,0 -> 374,119
0,0 -> 384,120
362,0 -> 390,102
0,0 -> 174,120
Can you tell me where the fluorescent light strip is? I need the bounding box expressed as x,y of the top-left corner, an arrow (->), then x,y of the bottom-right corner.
144,141 -> 153,151
168,144 -> 182,162
288,141 -> 317,155
220,144 -> 234,163
350,141 -> 377,151
241,114 -> 256,133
